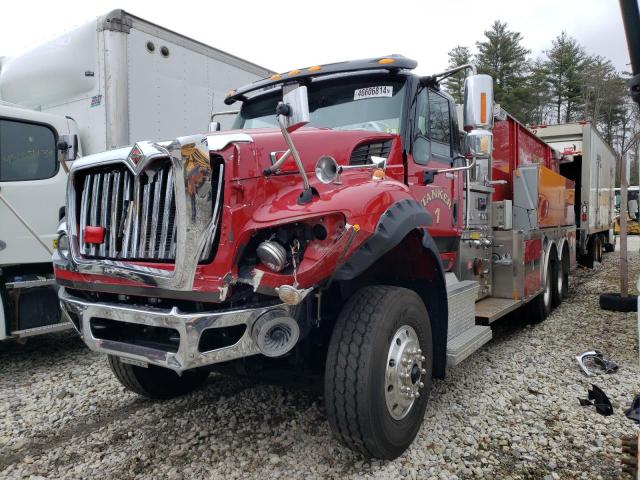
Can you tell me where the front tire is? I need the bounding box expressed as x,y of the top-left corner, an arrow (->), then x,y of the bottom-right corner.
324,286 -> 433,460
108,355 -> 209,399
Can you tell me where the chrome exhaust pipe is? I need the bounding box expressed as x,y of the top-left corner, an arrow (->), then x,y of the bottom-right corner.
252,309 -> 300,357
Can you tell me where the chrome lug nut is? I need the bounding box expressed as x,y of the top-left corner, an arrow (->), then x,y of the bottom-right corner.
419,381 -> 424,389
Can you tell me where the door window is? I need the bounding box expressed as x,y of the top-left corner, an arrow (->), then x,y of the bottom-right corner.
428,91 -> 452,158
0,120 -> 57,181
412,88 -> 429,164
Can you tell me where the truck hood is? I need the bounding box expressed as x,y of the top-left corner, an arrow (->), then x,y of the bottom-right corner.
208,127 -> 399,180
69,127 -> 399,181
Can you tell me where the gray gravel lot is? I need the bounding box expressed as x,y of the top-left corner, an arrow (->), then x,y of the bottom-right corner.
1,247 -> 639,480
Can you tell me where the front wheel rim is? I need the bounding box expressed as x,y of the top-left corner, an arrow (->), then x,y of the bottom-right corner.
385,325 -> 426,420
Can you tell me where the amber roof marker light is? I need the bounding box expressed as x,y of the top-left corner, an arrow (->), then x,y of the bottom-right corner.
225,55 -> 417,105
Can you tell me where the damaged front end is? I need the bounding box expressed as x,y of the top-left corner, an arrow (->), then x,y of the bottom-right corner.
54,131 -> 315,370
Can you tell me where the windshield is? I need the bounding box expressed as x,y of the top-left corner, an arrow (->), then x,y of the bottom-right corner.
233,75 -> 407,134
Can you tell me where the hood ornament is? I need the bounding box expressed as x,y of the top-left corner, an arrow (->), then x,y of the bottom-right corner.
128,144 -> 144,166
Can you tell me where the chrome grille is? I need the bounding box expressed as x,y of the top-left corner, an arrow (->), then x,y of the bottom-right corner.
78,162 -> 178,261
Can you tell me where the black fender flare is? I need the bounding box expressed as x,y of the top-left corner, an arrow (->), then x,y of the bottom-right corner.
335,199 -> 434,281
335,199 -> 449,379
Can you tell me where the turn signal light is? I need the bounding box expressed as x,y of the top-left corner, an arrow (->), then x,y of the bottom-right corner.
378,58 -> 395,64
372,169 -> 385,180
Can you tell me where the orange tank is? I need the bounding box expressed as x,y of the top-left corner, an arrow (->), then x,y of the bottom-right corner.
537,165 -> 575,227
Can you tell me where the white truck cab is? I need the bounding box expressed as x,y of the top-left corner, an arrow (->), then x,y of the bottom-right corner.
0,103 -> 80,339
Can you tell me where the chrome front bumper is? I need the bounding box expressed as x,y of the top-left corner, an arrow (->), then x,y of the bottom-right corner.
59,288 -> 291,372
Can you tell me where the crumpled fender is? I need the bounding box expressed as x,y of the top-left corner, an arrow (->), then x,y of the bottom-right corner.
333,199 -> 449,379
335,198 -> 434,280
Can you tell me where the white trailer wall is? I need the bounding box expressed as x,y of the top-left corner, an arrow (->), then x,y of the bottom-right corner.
584,125 -> 615,232
0,10 -> 271,155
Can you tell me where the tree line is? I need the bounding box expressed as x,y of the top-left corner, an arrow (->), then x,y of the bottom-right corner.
443,21 -> 639,182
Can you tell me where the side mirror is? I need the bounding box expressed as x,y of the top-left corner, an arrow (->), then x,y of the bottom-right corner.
209,121 -> 221,132
463,74 -> 494,130
58,134 -> 78,161
465,129 -> 493,158
278,83 -> 310,132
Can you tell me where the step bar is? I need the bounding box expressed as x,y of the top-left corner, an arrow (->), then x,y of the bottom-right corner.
11,322 -> 73,339
446,279 -> 492,367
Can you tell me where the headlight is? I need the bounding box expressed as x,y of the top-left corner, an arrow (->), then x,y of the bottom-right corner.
256,240 -> 288,272
57,233 -> 70,259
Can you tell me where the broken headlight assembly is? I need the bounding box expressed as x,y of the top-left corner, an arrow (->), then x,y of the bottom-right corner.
244,214 -> 344,274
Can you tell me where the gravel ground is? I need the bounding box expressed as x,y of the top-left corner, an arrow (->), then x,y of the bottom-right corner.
1,246 -> 639,479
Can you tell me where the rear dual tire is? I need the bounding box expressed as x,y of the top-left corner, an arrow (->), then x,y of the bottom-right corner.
528,263 -> 553,323
552,255 -> 568,307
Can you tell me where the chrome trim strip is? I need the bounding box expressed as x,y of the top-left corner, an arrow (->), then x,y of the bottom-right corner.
89,173 -> 101,256
206,133 -> 253,151
149,168 -> 164,257
131,176 -> 141,258
139,180 -> 151,257
79,175 -> 91,255
158,169 -> 174,259
99,172 -> 112,257
109,171 -> 121,258
59,287 -> 287,372
122,172 -> 133,256
169,222 -> 177,259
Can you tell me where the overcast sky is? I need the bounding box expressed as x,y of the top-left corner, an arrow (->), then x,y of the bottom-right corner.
0,0 -> 630,76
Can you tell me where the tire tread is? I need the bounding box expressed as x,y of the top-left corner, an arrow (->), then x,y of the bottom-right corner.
325,285 -> 427,458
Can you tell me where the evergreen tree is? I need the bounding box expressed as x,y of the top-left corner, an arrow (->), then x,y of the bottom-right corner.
543,32 -> 587,123
442,46 -> 472,104
524,60 -> 553,125
475,20 -> 530,116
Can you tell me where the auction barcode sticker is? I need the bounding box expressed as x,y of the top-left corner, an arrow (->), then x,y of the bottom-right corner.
354,86 -> 393,100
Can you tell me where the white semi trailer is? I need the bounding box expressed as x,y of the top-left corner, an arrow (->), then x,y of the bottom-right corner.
0,9 -> 271,340
533,122 -> 617,266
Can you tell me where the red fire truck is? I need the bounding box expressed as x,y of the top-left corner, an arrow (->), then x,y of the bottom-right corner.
54,56 -> 578,459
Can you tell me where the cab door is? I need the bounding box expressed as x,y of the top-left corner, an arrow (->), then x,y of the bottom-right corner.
0,118 -> 63,265
406,87 -> 460,265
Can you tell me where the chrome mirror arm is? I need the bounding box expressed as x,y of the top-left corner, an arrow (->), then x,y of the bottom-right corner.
276,114 -> 311,198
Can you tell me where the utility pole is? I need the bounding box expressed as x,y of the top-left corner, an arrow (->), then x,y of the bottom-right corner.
621,152 -> 629,297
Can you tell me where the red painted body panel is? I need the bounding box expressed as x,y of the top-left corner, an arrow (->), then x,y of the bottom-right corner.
523,238 -> 543,297
55,114 -> 574,302
523,238 -> 542,264
56,129 -> 421,298
492,114 -> 559,202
